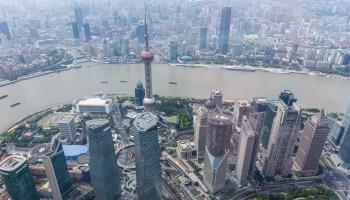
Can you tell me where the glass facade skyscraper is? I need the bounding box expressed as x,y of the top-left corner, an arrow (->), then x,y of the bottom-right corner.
43,137 -> 73,200
218,7 -> 231,54
339,100 -> 350,163
87,119 -> 121,200
133,112 -> 162,200
135,81 -> 145,106
0,156 -> 39,200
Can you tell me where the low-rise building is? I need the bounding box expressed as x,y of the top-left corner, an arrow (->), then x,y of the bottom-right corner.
177,140 -> 197,160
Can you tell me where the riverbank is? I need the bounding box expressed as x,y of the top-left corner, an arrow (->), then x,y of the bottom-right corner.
168,63 -> 350,80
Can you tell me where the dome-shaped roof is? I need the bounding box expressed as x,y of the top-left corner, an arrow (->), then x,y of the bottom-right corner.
204,98 -> 217,109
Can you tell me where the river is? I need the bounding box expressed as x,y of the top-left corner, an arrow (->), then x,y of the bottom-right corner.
0,62 -> 349,133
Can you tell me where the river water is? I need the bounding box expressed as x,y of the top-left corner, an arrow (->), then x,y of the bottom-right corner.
0,62 -> 349,133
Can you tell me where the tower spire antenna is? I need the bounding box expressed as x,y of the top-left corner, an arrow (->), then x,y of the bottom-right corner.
144,4 -> 149,51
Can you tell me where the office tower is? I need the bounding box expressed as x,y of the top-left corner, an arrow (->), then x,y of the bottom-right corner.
194,99 -> 217,160
74,6 -> 84,25
251,97 -> 269,113
218,7 -> 232,54
236,116 -> 256,186
135,81 -> 145,106
263,100 -> 302,177
0,22 -> 11,40
0,156 -> 39,200
329,120 -> 344,146
71,22 -> 80,39
247,112 -> 265,179
211,89 -> 223,107
140,12 -> 156,111
58,116 -> 76,142
263,100 -> 280,147
339,100 -> 350,163
279,90 -> 297,106
169,41 -> 177,61
83,23 -> 91,42
87,119 -> 121,200
43,137 -> 73,200
234,99 -> 251,127
289,44 -> 299,63
136,24 -> 145,43
122,39 -> 130,56
199,27 -> 208,49
203,113 -> 232,193
133,112 -> 162,200
293,110 -> 331,176
80,113 -> 91,144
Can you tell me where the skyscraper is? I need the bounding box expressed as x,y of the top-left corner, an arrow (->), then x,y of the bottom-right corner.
234,99 -> 251,127
293,110 -> 331,176
169,41 -> 177,61
43,137 -> 73,200
71,22 -> 80,39
140,11 -> 156,111
87,119 -> 121,200
218,7 -> 232,54
199,27 -> 208,49
133,112 -> 162,200
0,22 -> 11,40
135,81 -> 145,106
211,89 -> 223,107
136,24 -> 145,43
339,100 -> 350,164
251,97 -> 269,113
0,156 -> 39,200
194,99 -> 217,160
58,115 -> 76,142
83,23 -> 91,42
74,6 -> 84,25
203,112 -> 232,193
263,100 -> 302,177
247,112 -> 265,179
236,116 -> 256,186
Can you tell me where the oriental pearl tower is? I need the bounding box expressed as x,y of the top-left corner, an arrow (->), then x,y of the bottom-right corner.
141,10 -> 155,112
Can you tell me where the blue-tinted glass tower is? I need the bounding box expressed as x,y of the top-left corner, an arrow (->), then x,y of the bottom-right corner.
218,7 -> 231,54
87,119 -> 121,200
135,81 -> 145,106
133,112 -> 162,200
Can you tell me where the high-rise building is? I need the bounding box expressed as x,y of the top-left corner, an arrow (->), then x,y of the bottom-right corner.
74,6 -> 84,25
203,113 -> 232,194
0,156 -> 39,200
211,89 -> 223,107
339,100 -> 350,164
87,119 -> 121,200
0,22 -> 11,40
83,23 -> 91,42
194,99 -> 217,160
135,81 -> 145,106
263,100 -> 280,147
293,110 -> 331,176
218,7 -> 232,54
133,112 -> 162,200
329,120 -> 344,146
136,24 -> 145,43
71,22 -> 80,39
43,137 -> 73,200
58,116 -> 76,142
263,100 -> 302,177
234,99 -> 251,127
140,12 -> 156,111
251,97 -> 269,113
247,112 -> 266,179
169,41 -> 177,61
199,27 -> 208,49
236,116 -> 256,186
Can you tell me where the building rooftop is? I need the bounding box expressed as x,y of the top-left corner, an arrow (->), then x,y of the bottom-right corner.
241,116 -> 255,137
78,97 -> 111,107
253,97 -> 268,104
177,140 -> 195,151
134,112 -> 158,132
86,119 -> 109,130
0,155 -> 26,171
236,99 -> 250,106
62,145 -> 88,157
58,115 -> 75,123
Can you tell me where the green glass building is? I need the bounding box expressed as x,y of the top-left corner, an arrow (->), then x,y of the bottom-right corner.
0,155 -> 39,200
